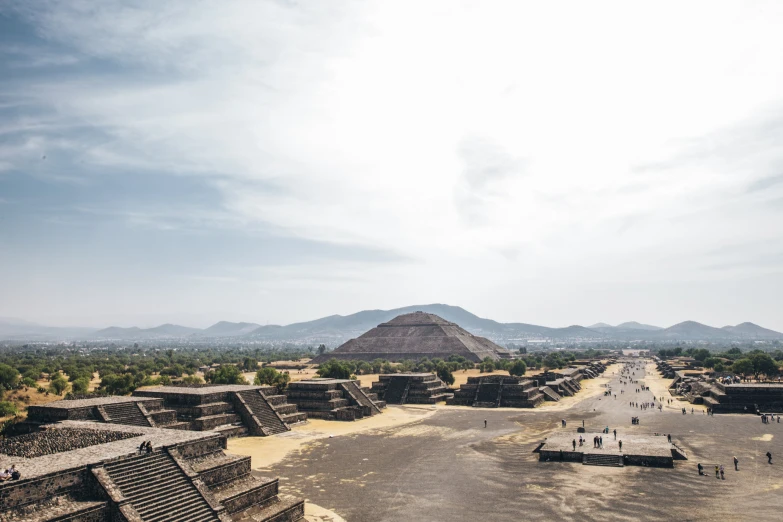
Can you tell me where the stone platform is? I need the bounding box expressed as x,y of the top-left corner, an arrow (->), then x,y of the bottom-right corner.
285,379 -> 386,421
538,432 -> 681,468
447,375 -> 545,408
0,421 -> 304,521
370,373 -> 453,404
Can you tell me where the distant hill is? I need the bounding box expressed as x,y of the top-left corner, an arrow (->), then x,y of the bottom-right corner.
201,321 -> 262,337
657,321 -> 732,340
616,321 -> 662,331
721,322 -> 783,339
4,307 -> 782,343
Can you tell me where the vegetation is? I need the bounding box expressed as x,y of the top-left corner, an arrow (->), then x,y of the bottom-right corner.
206,365 -> 247,385
254,367 -> 291,392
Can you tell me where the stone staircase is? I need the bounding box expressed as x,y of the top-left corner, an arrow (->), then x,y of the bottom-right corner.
539,386 -> 561,401
583,453 -> 623,467
236,390 -> 289,435
102,402 -> 151,427
103,451 -> 219,522
340,381 -> 383,415
382,376 -> 409,404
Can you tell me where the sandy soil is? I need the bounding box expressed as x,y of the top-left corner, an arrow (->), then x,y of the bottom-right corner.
227,404 -> 438,469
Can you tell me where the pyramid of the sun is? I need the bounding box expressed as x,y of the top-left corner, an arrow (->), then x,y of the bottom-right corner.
311,311 -> 511,363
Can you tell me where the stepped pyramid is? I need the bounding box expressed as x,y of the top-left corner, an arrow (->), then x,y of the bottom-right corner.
311,311 -> 511,363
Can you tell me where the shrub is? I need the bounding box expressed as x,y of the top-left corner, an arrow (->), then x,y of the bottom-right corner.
0,401 -> 18,416
206,365 -> 247,385
48,374 -> 69,395
508,360 -> 527,377
317,359 -> 353,380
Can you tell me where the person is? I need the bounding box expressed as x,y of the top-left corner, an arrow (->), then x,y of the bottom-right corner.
733,456 -> 739,471
145,441 -> 152,453
697,463 -> 704,475
572,439 -> 576,451
484,419 -> 487,428
139,440 -> 146,454
667,434 -> 671,443
599,436 -> 603,448
767,451 -> 772,464
715,465 -> 719,478
618,440 -> 622,451
719,464 -> 725,480
0,469 -> 9,481
9,465 -> 19,481
613,429 -> 617,440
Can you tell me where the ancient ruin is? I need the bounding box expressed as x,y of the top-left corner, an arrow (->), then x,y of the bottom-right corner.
21,385 -> 307,440
447,376 -> 545,407
285,379 -> 386,420
537,432 -> 687,468
370,373 -> 453,404
310,311 -> 512,363
133,384 -> 307,436
0,422 -> 304,521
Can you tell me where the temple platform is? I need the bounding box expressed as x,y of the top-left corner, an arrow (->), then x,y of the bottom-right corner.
538,432 -> 683,468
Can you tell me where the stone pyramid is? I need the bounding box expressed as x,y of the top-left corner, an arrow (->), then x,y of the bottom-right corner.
311,311 -> 511,363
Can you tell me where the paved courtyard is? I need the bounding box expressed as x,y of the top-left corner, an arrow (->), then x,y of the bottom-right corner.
251,360 -> 783,521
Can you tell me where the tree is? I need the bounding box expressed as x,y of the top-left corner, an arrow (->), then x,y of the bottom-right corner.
713,361 -> 725,373
732,359 -> 754,378
71,377 -> 90,395
703,357 -> 719,369
99,373 -> 137,395
750,353 -> 778,379
436,365 -> 455,386
207,365 -> 247,385
317,359 -> 352,380
48,373 -> 69,395
181,375 -> 204,384
242,357 -> 259,372
317,344 -> 327,355
508,360 -> 527,377
0,364 -> 19,390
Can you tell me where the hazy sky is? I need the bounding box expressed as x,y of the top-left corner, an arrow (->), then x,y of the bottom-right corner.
1,1 -> 783,330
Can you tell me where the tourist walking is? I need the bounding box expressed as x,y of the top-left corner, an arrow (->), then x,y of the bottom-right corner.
733,456 -> 739,471
613,429 -> 617,440
618,440 -> 622,451
484,419 -> 487,428
572,439 -> 576,451
697,463 -> 704,475
719,464 -> 725,480
715,465 -> 719,478
767,451 -> 772,464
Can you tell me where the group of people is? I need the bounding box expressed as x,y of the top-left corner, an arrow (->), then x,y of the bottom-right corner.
0,465 -> 20,481
761,414 -> 779,424
137,440 -> 154,454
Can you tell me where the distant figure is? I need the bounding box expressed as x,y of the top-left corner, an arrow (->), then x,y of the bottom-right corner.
572,439 -> 576,450
715,465 -> 719,478
145,441 -> 152,453
767,451 -> 772,464
484,419 -> 487,428
697,463 -> 704,475
618,440 -> 622,451
719,464 -> 725,480
613,429 -> 617,440
138,441 -> 147,454
9,465 -> 20,481
733,456 -> 739,471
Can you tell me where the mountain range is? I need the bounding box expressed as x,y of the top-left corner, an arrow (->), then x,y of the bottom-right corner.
1,304 -> 782,343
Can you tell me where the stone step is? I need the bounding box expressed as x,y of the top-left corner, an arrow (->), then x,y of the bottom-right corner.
583,453 -> 623,467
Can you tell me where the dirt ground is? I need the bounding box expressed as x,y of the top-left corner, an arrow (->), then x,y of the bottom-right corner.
227,358 -> 783,521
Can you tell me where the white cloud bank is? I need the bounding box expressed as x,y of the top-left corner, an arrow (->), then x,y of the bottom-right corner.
2,0 -> 783,328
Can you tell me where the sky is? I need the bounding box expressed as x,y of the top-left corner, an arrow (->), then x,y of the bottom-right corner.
1,0 -> 783,330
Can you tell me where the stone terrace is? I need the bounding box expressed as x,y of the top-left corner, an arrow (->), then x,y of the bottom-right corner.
371,373 -> 453,404
538,432 -> 681,468
134,384 -> 306,437
25,395 -> 181,431
0,421 -> 304,522
447,375 -> 545,408
286,379 -> 386,421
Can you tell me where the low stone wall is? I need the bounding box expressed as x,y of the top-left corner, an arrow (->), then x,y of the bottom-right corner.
198,457 -> 251,487
222,479 -> 277,514
0,468 -> 90,509
0,428 -> 140,458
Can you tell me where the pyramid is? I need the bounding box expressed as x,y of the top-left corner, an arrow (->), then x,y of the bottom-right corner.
310,311 -> 511,363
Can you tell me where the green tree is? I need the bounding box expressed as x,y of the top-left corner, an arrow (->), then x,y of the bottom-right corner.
0,364 -> 19,390
181,375 -> 204,384
48,373 -> 69,395
71,377 -> 90,395
436,365 -> 455,386
508,360 -> 527,377
242,357 -> 259,372
703,357 -> 719,369
317,359 -> 352,380
317,344 -> 327,355
713,361 -> 725,372
207,365 -> 247,385
732,358 -> 754,378
99,373 -> 137,395
750,353 -> 778,379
